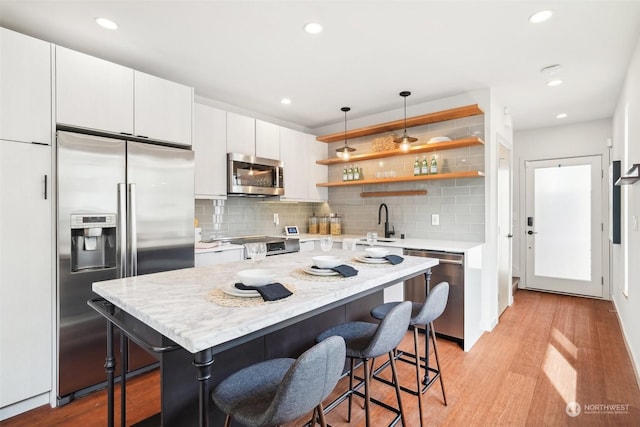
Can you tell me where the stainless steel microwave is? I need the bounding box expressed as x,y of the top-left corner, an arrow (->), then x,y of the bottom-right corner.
227,153 -> 284,196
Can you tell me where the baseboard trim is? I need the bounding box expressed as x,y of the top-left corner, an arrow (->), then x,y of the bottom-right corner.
0,392 -> 50,421
610,297 -> 640,391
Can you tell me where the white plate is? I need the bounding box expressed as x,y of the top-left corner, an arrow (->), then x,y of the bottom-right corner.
302,266 -> 340,276
428,136 -> 451,144
355,255 -> 389,264
222,284 -> 261,298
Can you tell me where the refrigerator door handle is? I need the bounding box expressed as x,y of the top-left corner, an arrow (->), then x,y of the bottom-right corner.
128,183 -> 138,276
118,183 -> 127,278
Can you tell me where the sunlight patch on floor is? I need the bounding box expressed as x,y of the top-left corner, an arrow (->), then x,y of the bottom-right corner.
543,343 -> 577,404
551,327 -> 578,360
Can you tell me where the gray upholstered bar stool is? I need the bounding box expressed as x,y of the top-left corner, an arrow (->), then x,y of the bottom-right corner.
211,335 -> 345,427
316,301 -> 412,427
370,281 -> 449,427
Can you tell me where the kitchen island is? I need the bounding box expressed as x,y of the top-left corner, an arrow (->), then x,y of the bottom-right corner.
91,248 -> 438,427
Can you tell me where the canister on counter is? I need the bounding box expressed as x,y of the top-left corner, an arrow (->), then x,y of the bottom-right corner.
330,214 -> 342,235
308,215 -> 318,234
318,215 -> 329,235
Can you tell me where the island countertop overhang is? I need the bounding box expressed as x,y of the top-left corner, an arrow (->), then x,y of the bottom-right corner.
92,249 -> 438,354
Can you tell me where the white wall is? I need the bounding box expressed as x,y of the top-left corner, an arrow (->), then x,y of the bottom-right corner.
611,32 -> 640,385
513,119 -> 612,295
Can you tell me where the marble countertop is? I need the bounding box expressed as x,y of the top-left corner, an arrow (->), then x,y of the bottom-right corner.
92,249 -> 438,354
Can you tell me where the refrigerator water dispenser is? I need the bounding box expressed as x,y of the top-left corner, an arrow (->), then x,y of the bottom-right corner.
70,214 -> 116,272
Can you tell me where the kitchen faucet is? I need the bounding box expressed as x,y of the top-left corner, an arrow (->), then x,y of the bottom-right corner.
378,203 -> 395,239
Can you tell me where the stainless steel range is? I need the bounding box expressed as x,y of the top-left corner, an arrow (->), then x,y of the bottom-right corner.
220,235 -> 300,258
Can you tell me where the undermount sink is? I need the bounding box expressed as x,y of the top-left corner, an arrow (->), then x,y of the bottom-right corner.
359,238 -> 398,243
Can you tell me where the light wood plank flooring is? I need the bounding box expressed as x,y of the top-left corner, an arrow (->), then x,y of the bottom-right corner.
2,290 -> 639,426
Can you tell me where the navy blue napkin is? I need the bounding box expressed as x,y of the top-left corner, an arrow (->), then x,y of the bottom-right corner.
235,282 -> 292,301
311,264 -> 358,277
383,255 -> 404,265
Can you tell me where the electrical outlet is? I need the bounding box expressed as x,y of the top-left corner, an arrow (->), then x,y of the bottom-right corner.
431,214 -> 440,226
273,213 -> 279,225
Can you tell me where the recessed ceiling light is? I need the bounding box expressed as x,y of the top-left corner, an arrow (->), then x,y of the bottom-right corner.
95,17 -> 118,30
529,10 -> 553,24
280,98 -> 292,105
304,22 -> 323,34
556,113 -> 568,119
547,79 -> 563,87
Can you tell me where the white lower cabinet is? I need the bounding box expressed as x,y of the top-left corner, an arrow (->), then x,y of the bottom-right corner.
0,140 -> 52,409
195,248 -> 244,267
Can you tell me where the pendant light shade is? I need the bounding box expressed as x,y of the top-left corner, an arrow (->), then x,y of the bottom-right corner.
393,91 -> 417,152
336,107 -> 356,160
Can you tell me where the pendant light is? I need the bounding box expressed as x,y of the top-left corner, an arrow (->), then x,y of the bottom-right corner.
335,106 -> 355,160
394,91 -> 417,152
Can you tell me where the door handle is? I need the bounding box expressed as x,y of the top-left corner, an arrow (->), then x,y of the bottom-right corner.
507,234 -> 513,238
527,230 -> 537,235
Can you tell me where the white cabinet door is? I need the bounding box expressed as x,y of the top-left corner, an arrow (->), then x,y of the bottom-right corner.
55,46 -> 134,134
134,71 -> 193,146
279,127 -> 308,200
308,135 -> 328,202
255,120 -> 280,160
0,28 -> 51,145
195,248 -> 243,266
226,112 -> 255,156
0,140 -> 52,407
194,103 -> 227,197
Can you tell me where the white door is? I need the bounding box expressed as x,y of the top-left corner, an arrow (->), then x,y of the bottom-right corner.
497,142 -> 512,314
524,156 -> 603,297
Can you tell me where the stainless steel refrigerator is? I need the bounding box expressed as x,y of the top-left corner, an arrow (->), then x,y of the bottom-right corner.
56,131 -> 194,403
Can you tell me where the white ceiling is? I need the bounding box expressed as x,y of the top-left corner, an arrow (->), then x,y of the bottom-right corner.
1,1 -> 639,132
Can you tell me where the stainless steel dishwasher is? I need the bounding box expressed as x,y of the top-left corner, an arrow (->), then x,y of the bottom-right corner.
403,249 -> 465,348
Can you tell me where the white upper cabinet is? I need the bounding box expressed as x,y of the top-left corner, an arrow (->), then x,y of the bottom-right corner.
227,113 -> 281,160
226,112 -> 255,156
279,127 -> 309,201
56,46 -> 134,135
134,71 -> 193,146
308,136 -> 328,202
0,28 -> 52,145
55,46 -> 192,145
255,119 -> 280,160
280,128 -> 328,202
194,103 -> 227,198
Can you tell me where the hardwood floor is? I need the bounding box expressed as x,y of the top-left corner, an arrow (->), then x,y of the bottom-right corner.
2,290 -> 639,426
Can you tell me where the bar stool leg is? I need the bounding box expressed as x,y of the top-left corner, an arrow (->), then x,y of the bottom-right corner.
363,358 -> 371,427
317,403 -> 328,427
347,357 -> 355,422
388,351 -> 406,427
430,322 -> 447,405
413,327 -> 425,426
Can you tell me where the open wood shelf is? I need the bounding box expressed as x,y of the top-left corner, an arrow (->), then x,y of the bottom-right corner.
316,136 -> 484,165
316,170 -> 484,187
316,104 -> 484,143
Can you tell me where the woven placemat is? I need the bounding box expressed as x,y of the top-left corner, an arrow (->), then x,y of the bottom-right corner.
207,283 -> 297,307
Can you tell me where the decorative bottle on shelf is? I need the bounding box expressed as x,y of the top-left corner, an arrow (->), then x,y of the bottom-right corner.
413,156 -> 420,176
430,155 -> 438,174
342,166 -> 348,181
347,165 -> 354,181
354,164 -> 360,180
421,156 -> 429,175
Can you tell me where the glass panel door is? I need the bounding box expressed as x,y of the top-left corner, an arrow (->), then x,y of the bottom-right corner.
525,156 -> 603,297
